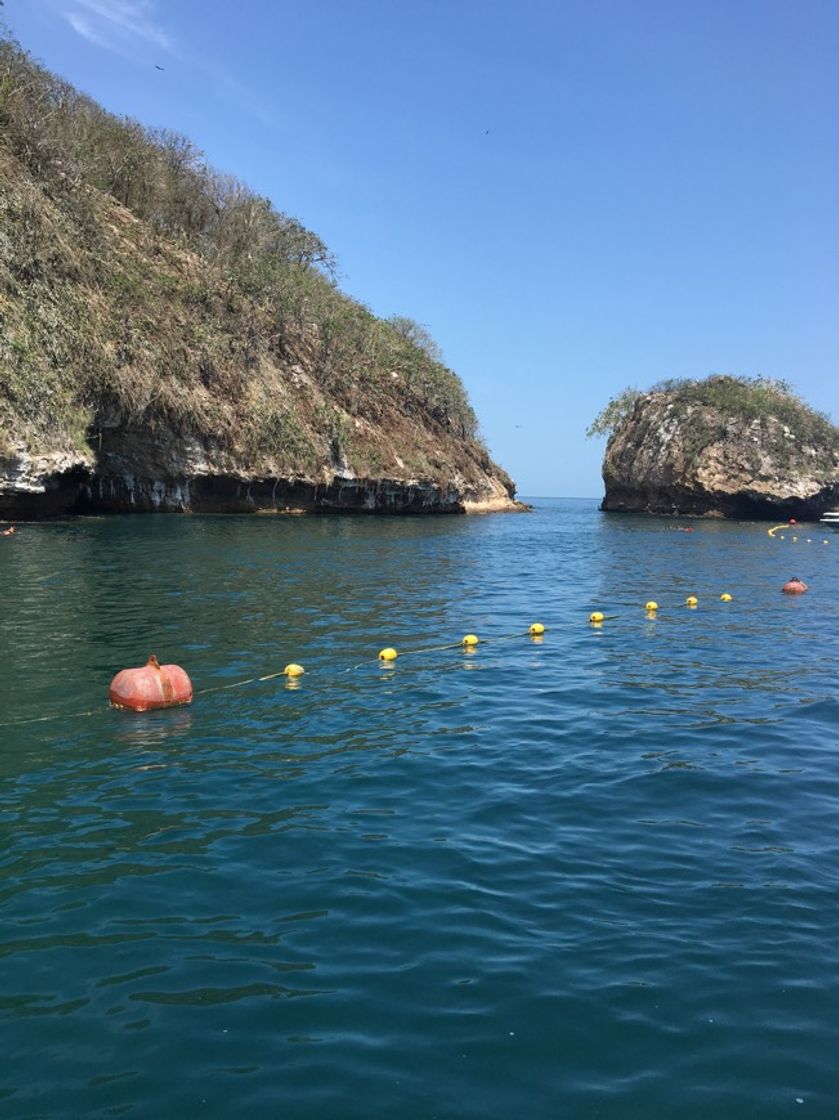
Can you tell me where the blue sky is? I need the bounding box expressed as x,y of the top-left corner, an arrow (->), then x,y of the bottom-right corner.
5,0 -> 838,497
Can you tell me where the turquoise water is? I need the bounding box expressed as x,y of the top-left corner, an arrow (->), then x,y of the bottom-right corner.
2,498 -> 838,1118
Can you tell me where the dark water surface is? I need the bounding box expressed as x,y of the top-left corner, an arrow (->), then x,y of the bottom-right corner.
2,499 -> 838,1118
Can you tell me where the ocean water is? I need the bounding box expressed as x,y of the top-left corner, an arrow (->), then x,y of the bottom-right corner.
1,498 -> 838,1119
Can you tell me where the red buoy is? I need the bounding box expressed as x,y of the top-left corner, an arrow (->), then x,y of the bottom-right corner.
109,654 -> 193,711
781,578 -> 808,595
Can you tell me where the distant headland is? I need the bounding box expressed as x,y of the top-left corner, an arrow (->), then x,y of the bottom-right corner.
590,375 -> 839,519
0,37 -> 522,518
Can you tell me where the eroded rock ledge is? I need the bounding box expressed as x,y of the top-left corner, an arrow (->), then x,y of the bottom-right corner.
0,434 -> 525,519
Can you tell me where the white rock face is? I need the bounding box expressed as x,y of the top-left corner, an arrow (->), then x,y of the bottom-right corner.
0,441 -> 94,515
0,441 -> 91,493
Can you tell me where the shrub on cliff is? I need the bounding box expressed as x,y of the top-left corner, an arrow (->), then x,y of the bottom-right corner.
590,375 -> 835,444
586,387 -> 643,438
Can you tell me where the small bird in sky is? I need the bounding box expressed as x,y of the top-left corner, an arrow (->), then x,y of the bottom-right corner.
155,64 -> 165,71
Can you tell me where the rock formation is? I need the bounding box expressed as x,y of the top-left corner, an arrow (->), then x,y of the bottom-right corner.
0,39 -> 522,519
600,377 -> 839,518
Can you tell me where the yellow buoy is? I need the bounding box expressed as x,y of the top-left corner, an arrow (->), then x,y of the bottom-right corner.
283,663 -> 305,677
529,623 -> 545,636
462,634 -> 479,647
686,596 -> 698,607
720,593 -> 733,602
645,601 -> 658,612
589,611 -> 604,623
378,647 -> 398,661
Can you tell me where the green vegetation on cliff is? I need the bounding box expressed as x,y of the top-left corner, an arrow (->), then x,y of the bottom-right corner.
0,36 -> 502,493
589,375 -> 839,473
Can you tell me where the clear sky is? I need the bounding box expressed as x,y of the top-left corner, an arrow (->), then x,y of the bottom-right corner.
5,0 -> 838,497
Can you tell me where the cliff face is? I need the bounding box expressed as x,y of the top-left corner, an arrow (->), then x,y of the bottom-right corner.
0,41 -> 520,518
0,428 -> 517,518
601,381 -> 839,518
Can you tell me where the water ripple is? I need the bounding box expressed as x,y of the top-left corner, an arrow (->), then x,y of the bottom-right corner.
1,502 -> 838,1117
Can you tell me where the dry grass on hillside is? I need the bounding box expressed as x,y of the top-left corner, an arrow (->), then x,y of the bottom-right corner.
0,36 -> 507,491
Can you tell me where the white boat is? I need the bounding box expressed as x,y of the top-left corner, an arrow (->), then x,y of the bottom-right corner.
819,510 -> 839,531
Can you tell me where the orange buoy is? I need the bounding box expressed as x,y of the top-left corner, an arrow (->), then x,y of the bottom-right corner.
109,654 -> 193,711
781,577 -> 808,595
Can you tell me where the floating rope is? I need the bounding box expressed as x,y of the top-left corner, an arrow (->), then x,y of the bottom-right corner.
0,594 -> 774,731
0,628 -> 544,728
0,706 -> 102,729
193,669 -> 290,697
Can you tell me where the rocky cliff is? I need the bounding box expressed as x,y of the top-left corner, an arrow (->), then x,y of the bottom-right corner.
599,377 -> 839,518
0,39 -> 521,518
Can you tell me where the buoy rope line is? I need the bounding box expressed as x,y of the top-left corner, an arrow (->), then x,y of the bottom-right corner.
340,628 -> 533,673
0,630 -> 534,728
0,707 -> 103,729
0,592 -> 815,729
767,523 -> 830,543
2,668 -> 301,727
